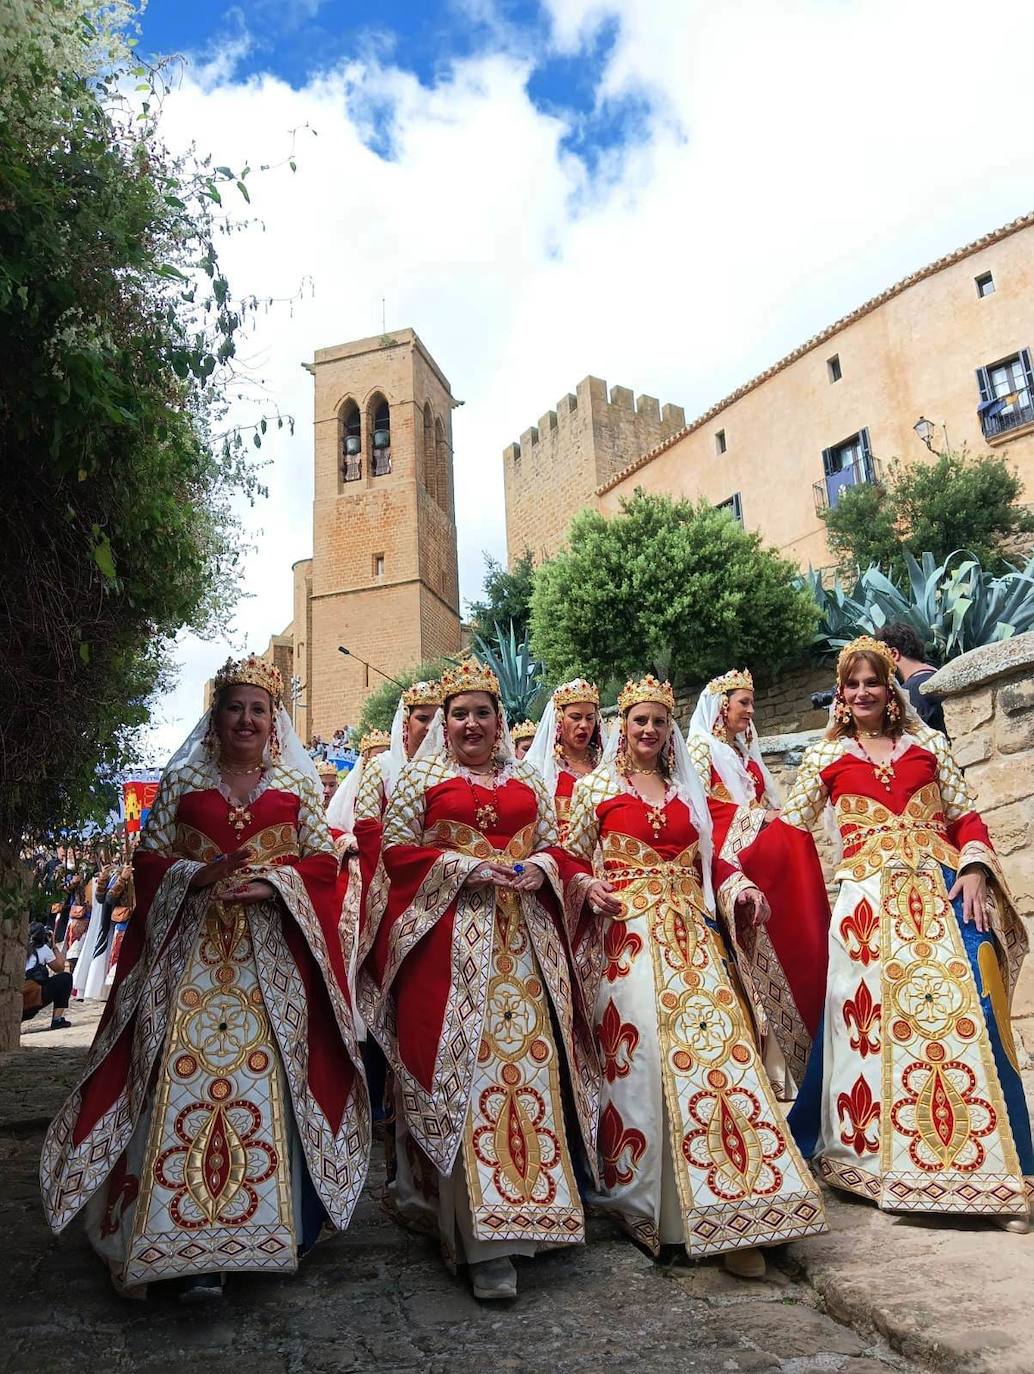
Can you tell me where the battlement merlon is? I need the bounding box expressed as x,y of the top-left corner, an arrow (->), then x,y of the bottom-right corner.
503,375 -> 686,460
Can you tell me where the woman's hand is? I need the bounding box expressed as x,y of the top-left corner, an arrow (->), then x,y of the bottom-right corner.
763,809 -> 780,826
334,832 -> 359,858
188,847 -> 253,890
949,866 -> 991,933
735,885 -> 771,928
586,878 -> 624,918
510,863 -> 545,892
465,861 -> 518,889
223,879 -> 276,906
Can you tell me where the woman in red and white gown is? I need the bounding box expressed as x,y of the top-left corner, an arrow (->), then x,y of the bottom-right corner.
784,637 -> 1033,1228
41,657 -> 369,1301
359,659 -> 599,1301
525,678 -> 604,844
560,675 -> 827,1279
329,692 -> 443,1115
687,670 -> 831,1095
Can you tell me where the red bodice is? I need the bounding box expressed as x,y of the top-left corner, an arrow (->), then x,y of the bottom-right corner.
422,773 -> 539,848
174,786 -> 307,854
820,742 -> 990,855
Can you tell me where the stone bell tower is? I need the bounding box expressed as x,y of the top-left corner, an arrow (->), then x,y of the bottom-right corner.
300,329 -> 461,734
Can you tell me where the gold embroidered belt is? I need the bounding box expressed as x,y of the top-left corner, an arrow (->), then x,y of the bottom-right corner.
601,836 -> 702,922
424,819 -> 535,864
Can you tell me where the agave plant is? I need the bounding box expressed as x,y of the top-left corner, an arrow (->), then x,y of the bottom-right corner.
472,621 -> 548,722
805,549 -> 1034,662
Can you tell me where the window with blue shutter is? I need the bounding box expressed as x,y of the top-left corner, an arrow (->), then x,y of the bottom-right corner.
978,350 -> 1034,438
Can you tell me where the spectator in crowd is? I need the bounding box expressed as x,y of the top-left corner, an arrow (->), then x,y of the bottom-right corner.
23,922 -> 72,1029
877,622 -> 947,735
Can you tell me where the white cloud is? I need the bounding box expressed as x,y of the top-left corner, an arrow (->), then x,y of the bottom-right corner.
145,0 -> 1034,758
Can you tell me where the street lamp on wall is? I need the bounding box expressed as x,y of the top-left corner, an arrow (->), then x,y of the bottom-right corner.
913,416 -> 935,451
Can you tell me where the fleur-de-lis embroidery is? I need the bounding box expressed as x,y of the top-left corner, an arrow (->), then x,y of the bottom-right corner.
837,1074 -> 880,1155
600,1101 -> 647,1189
840,897 -> 879,966
597,999 -> 639,1083
603,921 -> 642,982
842,980 -> 881,1057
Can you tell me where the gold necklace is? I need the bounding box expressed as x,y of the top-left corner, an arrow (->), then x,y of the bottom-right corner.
630,765 -> 661,776
858,729 -> 885,739
626,775 -> 667,837
221,763 -> 264,777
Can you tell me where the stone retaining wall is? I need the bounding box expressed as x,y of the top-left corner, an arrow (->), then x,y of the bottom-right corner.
922,632 -> 1034,1024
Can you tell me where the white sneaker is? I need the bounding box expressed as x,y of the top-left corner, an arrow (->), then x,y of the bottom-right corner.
469,1256 -> 518,1300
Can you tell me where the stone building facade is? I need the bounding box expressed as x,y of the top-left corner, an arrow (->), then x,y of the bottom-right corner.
504,212 -> 1034,571
502,375 -> 685,566
245,329 -> 462,739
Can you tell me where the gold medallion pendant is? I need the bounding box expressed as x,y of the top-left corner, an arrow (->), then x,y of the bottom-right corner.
475,801 -> 499,831
645,804 -> 667,839
228,804 -> 253,837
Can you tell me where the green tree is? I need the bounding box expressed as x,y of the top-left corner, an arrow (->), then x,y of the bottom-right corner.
0,2 -> 277,1039
821,450 -> 1034,574
466,549 -> 536,637
357,659 -> 455,735
529,491 -> 818,688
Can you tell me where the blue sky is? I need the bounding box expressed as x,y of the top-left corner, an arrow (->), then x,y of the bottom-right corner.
140,0 -> 648,169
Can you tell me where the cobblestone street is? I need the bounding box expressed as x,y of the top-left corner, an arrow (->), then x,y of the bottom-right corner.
2,1004 -> 922,1374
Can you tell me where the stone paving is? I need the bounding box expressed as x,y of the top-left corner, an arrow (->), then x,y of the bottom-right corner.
8,1001 -> 1034,1374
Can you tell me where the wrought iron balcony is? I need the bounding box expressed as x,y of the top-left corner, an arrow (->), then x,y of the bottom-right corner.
980,396 -> 1034,440
813,454 -> 881,513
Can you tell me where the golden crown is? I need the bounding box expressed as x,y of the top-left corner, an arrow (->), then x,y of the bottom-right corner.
553,678 -> 600,708
316,759 -> 340,779
706,668 -> 754,696
618,674 -> 676,713
836,635 -> 896,681
213,655 -> 284,707
439,657 -> 500,699
510,719 -> 538,742
402,679 -> 444,708
358,728 -> 391,755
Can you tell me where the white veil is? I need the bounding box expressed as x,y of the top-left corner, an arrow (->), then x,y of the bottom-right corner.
327,702 -> 444,832
163,699 -> 322,793
604,705 -> 716,913
687,685 -> 781,807
525,679 -> 601,794
383,693 -> 445,796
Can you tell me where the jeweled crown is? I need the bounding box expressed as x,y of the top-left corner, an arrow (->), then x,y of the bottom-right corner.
213,655 -> 284,707
706,668 -> 753,696
510,719 -> 537,742
439,657 -> 500,700
402,679 -> 444,708
358,728 -> 391,755
618,674 -> 675,713
316,759 -> 340,779
836,635 -> 896,681
553,678 -> 600,708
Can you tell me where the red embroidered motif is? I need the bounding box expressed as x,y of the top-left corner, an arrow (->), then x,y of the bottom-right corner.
600,1101 -> 647,1189
842,980 -> 881,1058
604,922 -> 643,982
157,1099 -> 278,1229
840,897 -> 879,966
472,1084 -> 560,1205
597,999 -> 639,1084
890,1059 -> 996,1172
682,1082 -> 786,1200
836,1075 -> 880,1155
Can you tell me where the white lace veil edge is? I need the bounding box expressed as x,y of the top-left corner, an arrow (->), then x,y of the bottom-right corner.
162,701 -> 322,794
686,685 -> 781,807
